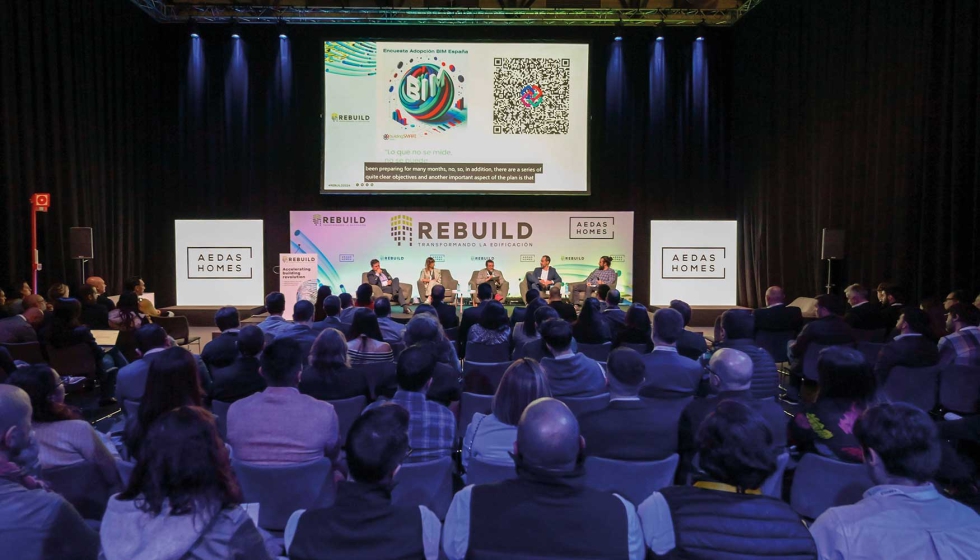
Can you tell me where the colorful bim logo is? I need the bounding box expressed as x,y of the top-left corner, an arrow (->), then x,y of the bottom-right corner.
398,64 -> 456,123
390,215 -> 413,247
520,84 -> 544,108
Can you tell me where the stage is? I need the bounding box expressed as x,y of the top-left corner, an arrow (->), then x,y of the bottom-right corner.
160,305 -> 266,327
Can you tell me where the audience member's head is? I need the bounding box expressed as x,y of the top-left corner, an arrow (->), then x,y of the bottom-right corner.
85,276 -> 107,295
765,286 -> 786,306
698,401 -> 777,491
347,404 -> 411,485
652,308 -> 684,346
117,291 -> 140,315
123,276 -> 146,295
127,347 -> 203,457
404,313 -> 441,345
11,281 -> 32,299
77,283 -> 98,305
845,284 -> 870,307
719,308 -> 754,341
292,300 -> 315,325
50,297 -> 82,332
897,306 -> 931,335
355,283 -> 374,307
477,282 -> 493,302
479,301 -> 509,331
605,289 -> 621,308
548,286 -> 562,302
339,293 -> 353,310
624,303 -> 651,333
431,284 -> 446,303
876,282 -> 904,305
236,325 -> 265,358
540,318 -> 574,355
0,288 -> 5,309
22,294 -> 46,311
374,297 -> 392,318
516,398 -> 582,472
265,292 -> 286,316
260,337 -> 303,388
135,323 -> 170,355
975,292 -> 980,311
525,288 -> 540,305
413,304 -> 436,317
6,364 -> 80,423
669,299 -> 693,327
596,284 -> 611,303
707,348 -> 753,392
350,308 -> 384,341
22,307 -> 44,329
815,294 -> 846,317
118,406 -> 241,515
396,344 -> 437,392
309,328 -> 349,370
0,385 -> 36,467
577,297 -> 602,326
606,348 -> 645,396
322,295 -> 341,317
947,303 -> 980,333
493,359 -> 551,427
945,290 -> 970,311
46,283 -> 69,302
214,306 -> 240,332
855,403 -> 941,486
817,346 -> 877,402
521,298 -> 550,338
315,285 -> 332,312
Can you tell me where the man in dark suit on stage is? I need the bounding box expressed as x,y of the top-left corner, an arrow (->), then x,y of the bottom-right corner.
459,283 -> 493,358
844,284 -> 882,331
367,259 -> 407,307
200,306 -> 241,369
639,308 -> 704,396
670,299 -> 708,360
430,285 -> 459,330
579,347 -> 684,461
873,307 -> 940,385
525,255 -> 562,293
754,285 -> 804,334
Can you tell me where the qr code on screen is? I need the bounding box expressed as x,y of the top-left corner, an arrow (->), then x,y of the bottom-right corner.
492,57 -> 570,135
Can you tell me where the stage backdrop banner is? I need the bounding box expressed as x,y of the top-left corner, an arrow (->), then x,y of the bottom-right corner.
175,220 -> 265,306
289,211 -> 634,298
650,220 -> 737,306
279,253 -> 319,321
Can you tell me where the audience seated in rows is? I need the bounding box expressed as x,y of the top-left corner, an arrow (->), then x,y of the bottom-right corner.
754,285 -> 804,334
790,346 -> 878,463
603,289 -> 627,332
366,345 -> 455,463
256,292 -> 288,337
786,294 -> 856,400
458,283 -> 493,357
41,298 -> 118,405
669,299 -> 708,360
337,292 -> 354,319
466,300 -> 510,348
713,309 -> 779,398
640,401 -> 817,558
340,284 -> 374,324
107,291 -> 146,331
116,324 -> 170,404
312,295 -> 346,334
286,404 -> 441,560
374,298 -> 406,343
276,300 -> 318,358
514,306 -> 561,361
580,348 -> 683,461
639,308 -> 703,396
446,397 -> 645,559
939,303 -> 980,367
200,305 -> 242,369
313,285 -> 332,323
122,276 -> 166,318
77,284 -> 109,330
83,276 -> 115,312
402,315 -> 461,405
347,308 -> 394,364
876,282 -> 907,337
548,285 -> 577,323
873,306 -> 940,384
596,284 -> 612,311
844,283 -> 883,331
101,406 -> 272,560
300,328 -> 370,402
209,325 -> 267,404
462,358 -> 551,469
572,297 -> 612,344
0,306 -> 44,343
227,337 -> 339,465
123,346 -> 204,460
512,296 -> 547,349
0,385 -> 99,559
2,281 -> 35,316
429,284 -> 459,331
810,403 -> 980,559
539,319 -> 606,398
6,365 -> 121,491
509,288 -> 539,327
678,348 -> 787,482
612,303 -> 654,352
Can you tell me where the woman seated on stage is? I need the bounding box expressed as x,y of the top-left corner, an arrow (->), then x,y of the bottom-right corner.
613,303 -> 654,353
572,297 -> 612,344
301,328 -> 371,402
467,300 -> 511,348
108,291 -> 147,331
347,308 -> 394,365
418,256 -> 442,303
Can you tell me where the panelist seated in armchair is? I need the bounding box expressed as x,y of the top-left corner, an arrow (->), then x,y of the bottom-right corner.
472,259 -> 509,303
367,259 -> 408,308
570,256 -> 618,306
525,255 -> 562,293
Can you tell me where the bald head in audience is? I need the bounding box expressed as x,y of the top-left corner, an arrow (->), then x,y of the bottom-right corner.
708,348 -> 754,392
515,398 -> 583,471
765,286 -> 786,307
85,276 -> 108,295
0,385 -> 33,462
22,307 -> 44,329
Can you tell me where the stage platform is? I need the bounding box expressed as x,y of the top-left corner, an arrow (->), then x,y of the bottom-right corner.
688,305 -> 751,328
160,305 -> 265,327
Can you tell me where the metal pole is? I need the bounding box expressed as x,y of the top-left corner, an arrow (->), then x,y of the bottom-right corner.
825,259 -> 833,295
31,206 -> 38,294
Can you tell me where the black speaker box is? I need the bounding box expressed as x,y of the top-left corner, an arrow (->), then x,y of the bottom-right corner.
821,228 -> 845,260
69,227 -> 94,259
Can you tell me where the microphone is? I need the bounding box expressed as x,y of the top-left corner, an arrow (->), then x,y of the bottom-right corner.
339,284 -> 346,294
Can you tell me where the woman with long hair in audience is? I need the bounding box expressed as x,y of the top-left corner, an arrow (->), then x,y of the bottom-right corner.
572,297 -> 612,344
612,303 -> 654,353
790,346 -> 879,463
462,359 -> 551,470
108,291 -> 147,331
101,406 -> 272,560
40,297 -> 121,404
123,347 -> 203,460
301,328 -> 371,401
467,300 -> 511,348
6,364 -> 121,490
313,285 -> 332,323
512,297 -> 548,349
347,307 -> 394,365
418,256 -> 442,303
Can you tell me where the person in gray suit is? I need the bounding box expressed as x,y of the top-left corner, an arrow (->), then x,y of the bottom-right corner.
0,308 -> 44,344
638,308 -> 704,397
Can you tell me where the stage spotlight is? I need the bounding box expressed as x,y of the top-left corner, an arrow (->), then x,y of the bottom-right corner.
230,20 -> 241,39
696,21 -> 707,41
188,19 -> 200,39
277,20 -> 288,39
614,35 -> 623,42
656,21 -> 666,41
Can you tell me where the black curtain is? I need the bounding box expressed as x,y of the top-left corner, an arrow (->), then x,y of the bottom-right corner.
733,0 -> 980,307
0,0 -> 163,295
